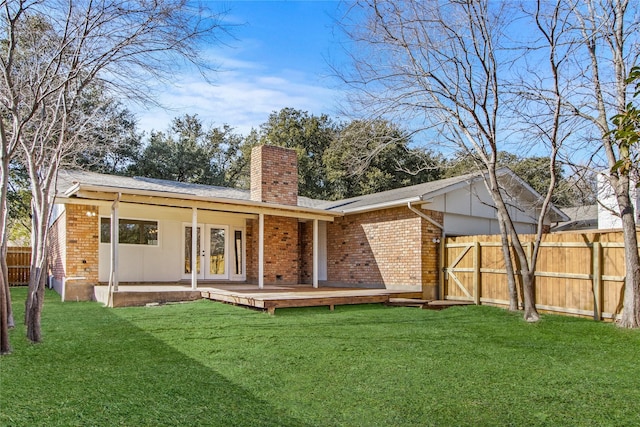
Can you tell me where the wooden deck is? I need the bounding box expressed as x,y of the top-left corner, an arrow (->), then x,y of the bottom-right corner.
201,286 -> 412,314
94,283 -> 422,312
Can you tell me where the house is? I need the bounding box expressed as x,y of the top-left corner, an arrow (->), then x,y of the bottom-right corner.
48,145 -> 567,302
551,205 -> 598,232
597,171 -> 640,229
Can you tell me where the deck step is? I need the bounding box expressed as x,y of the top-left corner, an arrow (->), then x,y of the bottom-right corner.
386,298 -> 430,308
423,300 -> 475,310
386,298 -> 475,310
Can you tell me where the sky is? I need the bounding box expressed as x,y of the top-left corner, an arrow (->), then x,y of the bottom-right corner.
132,1 -> 348,136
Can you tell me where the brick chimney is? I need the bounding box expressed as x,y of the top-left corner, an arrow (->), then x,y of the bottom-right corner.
250,145 -> 298,206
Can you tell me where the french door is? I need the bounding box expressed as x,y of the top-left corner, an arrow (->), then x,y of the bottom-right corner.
183,224 -> 245,280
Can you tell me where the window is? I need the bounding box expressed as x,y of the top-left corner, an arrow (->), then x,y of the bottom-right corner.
233,229 -> 243,275
100,218 -> 158,245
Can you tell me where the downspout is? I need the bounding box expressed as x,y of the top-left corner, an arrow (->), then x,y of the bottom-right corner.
407,202 -> 445,300
407,202 -> 444,230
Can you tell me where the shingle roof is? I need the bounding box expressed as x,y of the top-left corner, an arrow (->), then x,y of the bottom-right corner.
319,171 -> 482,212
57,169 -> 331,211
58,170 -> 250,200
57,168 -> 567,221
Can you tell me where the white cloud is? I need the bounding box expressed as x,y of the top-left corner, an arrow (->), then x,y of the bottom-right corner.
131,53 -> 342,136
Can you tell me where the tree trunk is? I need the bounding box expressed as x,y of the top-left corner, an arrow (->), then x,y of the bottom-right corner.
487,170 -> 539,320
0,262 -> 10,355
521,272 -> 540,322
616,179 -> 640,327
0,157 -> 12,354
25,197 -> 51,343
497,211 -> 519,311
25,266 -> 46,343
1,247 -> 13,330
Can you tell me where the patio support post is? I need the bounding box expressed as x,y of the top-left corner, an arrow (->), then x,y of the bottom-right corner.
191,207 -> 198,290
313,219 -> 318,288
106,193 -> 121,306
258,213 -> 264,289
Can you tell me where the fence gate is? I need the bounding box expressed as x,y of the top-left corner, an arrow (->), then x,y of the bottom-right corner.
7,247 -> 31,286
443,241 -> 480,304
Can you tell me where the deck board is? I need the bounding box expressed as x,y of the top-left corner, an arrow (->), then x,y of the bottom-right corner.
200,287 -> 403,314
94,283 -> 420,311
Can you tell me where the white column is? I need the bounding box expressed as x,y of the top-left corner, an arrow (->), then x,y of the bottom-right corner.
258,213 -> 264,289
191,207 -> 198,290
313,219 -> 319,288
111,196 -> 119,292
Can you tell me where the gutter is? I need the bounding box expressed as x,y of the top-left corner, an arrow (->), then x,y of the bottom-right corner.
335,196 -> 422,215
407,201 -> 446,300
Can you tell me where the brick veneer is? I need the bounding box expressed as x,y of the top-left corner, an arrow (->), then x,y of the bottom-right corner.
48,210 -> 67,281
325,206 -> 443,296
250,145 -> 298,206
246,215 -> 300,285
64,204 -> 99,283
46,204 -> 99,301
299,221 -> 313,284
246,145 -> 301,285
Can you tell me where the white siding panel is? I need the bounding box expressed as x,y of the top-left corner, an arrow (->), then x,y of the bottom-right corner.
444,213 -> 535,236
98,204 -> 246,282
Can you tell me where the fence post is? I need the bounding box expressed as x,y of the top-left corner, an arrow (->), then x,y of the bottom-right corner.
473,241 -> 481,305
592,241 -> 603,321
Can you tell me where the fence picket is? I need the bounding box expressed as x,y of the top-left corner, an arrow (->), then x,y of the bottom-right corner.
7,247 -> 31,286
443,231 -> 631,321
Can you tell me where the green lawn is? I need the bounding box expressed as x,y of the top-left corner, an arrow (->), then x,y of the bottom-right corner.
2,288 -> 640,426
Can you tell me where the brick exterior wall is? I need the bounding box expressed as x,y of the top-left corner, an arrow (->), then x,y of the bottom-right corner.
246,218 -> 257,283
48,209 -> 67,281
246,145 -> 301,285
46,204 -> 99,301
245,215 -> 300,285
299,221 -> 313,284
250,145 -> 298,206
65,204 -> 99,283
421,210 -> 444,299
325,206 -> 443,296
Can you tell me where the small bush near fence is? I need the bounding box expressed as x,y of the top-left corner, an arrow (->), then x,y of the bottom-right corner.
443,230 -> 630,320
7,247 -> 31,286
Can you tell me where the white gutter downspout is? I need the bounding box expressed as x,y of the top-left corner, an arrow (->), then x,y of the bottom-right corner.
407,202 -> 445,301
407,202 -> 444,230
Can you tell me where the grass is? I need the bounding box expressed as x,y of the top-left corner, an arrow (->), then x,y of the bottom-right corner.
2,288 -> 640,426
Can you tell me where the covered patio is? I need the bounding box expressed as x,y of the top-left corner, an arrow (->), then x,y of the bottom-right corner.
94,283 -> 423,313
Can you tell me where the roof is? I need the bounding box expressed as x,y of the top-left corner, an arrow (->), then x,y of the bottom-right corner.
319,171 -> 482,213
56,170 -> 336,221
551,205 -> 598,231
56,168 -> 568,222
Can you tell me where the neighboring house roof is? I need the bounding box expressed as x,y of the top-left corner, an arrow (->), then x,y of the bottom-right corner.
551,205 -> 598,231
56,167 -> 568,222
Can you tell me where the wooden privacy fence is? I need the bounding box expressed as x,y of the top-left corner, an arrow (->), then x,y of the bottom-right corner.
442,231 -> 630,320
7,247 -> 31,286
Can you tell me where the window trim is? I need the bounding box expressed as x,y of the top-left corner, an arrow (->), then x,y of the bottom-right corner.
100,217 -> 160,246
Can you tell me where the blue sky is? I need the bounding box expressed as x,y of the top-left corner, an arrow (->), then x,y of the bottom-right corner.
133,1 -> 348,136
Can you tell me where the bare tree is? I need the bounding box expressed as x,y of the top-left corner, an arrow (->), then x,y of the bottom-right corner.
560,0 -> 640,327
340,0 -> 576,321
0,0 -> 227,346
